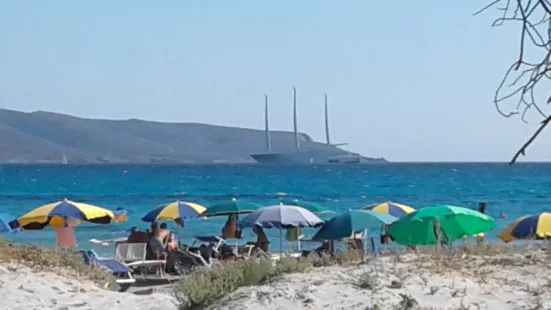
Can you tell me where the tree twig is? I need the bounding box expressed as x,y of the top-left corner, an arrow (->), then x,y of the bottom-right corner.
510,115 -> 551,164
478,0 -> 551,163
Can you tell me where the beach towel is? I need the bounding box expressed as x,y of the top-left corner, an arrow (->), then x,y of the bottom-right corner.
55,226 -> 77,248
285,227 -> 303,242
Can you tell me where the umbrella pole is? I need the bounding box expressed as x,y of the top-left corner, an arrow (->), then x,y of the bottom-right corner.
280,228 -> 283,259
297,227 -> 301,251
434,218 -> 441,252
384,225 -> 389,252
177,225 -> 180,247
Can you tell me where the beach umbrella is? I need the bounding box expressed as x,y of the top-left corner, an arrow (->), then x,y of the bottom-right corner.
12,198 -> 123,230
239,204 -> 324,256
201,198 -> 260,217
388,205 -> 495,245
239,204 -> 323,229
312,209 -> 397,241
0,213 -> 20,234
362,201 -> 415,218
141,200 -> 206,224
497,213 -> 551,242
278,198 -> 333,214
113,207 -> 128,222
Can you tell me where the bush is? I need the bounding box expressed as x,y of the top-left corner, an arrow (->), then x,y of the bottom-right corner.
174,251 -> 364,309
0,240 -> 118,291
355,271 -> 378,290
174,258 -> 308,309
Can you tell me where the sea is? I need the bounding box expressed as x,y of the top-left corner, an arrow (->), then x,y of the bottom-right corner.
0,163 -> 548,254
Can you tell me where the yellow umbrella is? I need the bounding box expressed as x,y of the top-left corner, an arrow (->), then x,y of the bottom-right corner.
141,201 -> 207,224
14,198 -> 122,230
362,201 -> 415,217
498,213 -> 551,242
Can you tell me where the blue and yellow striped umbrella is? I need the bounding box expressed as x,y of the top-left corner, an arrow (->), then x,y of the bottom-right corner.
362,201 -> 415,218
498,212 -> 551,242
113,208 -> 128,222
13,198 -> 121,230
141,201 -> 206,223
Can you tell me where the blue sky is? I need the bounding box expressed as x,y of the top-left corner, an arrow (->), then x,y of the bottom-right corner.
0,1 -> 549,162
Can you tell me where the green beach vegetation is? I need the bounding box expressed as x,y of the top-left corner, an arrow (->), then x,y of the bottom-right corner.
172,241 -> 550,310
173,250 -> 364,310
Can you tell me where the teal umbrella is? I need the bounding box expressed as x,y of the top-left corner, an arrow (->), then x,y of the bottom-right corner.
201,198 -> 261,217
388,205 -> 495,245
312,209 -> 397,241
279,198 -> 333,214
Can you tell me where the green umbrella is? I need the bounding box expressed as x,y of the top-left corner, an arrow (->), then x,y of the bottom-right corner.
201,198 -> 261,217
312,209 -> 397,241
279,198 -> 333,214
388,205 -> 495,245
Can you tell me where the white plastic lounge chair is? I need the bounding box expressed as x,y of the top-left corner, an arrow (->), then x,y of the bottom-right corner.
192,235 -> 226,254
81,250 -> 135,291
349,229 -> 366,240
192,235 -> 254,260
345,229 -> 366,255
180,248 -> 212,267
115,242 -> 166,276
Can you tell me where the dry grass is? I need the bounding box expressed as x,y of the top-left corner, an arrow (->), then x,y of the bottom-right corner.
172,242 -> 551,309
355,270 -> 379,290
409,242 -> 551,279
0,238 -> 118,291
174,244 -> 550,309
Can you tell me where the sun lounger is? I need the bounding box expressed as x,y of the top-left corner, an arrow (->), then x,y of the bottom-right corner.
345,230 -> 366,253
192,235 -> 226,254
80,250 -> 135,291
192,234 -> 255,260
180,248 -> 212,267
115,242 -> 166,277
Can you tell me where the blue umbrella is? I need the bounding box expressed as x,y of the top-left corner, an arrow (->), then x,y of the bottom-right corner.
238,204 -> 324,255
313,209 -> 397,241
0,213 -> 20,234
238,204 -> 324,229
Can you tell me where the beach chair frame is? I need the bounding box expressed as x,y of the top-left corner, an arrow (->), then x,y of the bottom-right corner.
81,249 -> 135,291
115,242 -> 166,277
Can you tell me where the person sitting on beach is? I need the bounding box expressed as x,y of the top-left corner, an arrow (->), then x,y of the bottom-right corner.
302,240 -> 332,257
148,222 -> 168,259
252,225 -> 269,253
158,222 -> 170,238
127,226 -> 150,244
127,226 -> 139,242
347,238 -> 364,253
165,230 -> 178,252
149,222 -> 158,235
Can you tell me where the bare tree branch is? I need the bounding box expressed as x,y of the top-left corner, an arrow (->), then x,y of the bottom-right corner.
510,115 -> 551,164
477,0 -> 551,164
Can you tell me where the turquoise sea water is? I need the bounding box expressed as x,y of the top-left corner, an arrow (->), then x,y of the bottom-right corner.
1,163 -> 549,253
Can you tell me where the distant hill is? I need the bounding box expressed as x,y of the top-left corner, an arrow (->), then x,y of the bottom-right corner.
0,109 -> 384,164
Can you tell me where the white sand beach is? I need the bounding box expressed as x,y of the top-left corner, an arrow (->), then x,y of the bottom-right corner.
2,248 -> 550,310
0,263 -> 178,310
209,250 -> 551,310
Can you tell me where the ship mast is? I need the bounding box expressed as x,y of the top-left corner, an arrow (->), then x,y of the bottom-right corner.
293,87 -> 300,150
325,93 -> 331,146
265,94 -> 272,152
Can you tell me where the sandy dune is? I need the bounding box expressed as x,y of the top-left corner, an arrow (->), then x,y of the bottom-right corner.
2,249 -> 550,310
209,251 -> 551,310
0,264 -> 177,310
